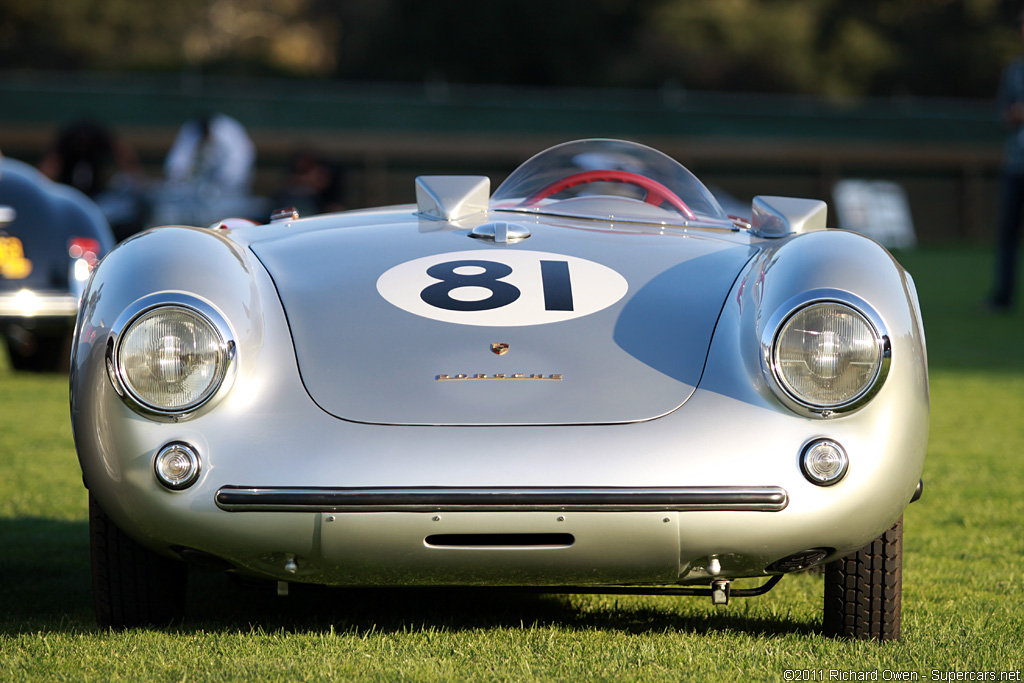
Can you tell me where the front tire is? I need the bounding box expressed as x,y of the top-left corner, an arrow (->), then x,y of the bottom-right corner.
89,494 -> 187,628
822,516 -> 903,641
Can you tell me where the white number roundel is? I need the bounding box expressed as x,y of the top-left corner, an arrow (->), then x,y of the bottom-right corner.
376,250 -> 628,327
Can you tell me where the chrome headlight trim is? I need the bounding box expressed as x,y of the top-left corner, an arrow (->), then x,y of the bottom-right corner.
760,290 -> 891,418
106,293 -> 237,420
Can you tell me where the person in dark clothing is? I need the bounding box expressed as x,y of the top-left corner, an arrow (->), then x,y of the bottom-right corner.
40,118 -> 139,197
274,150 -> 346,216
990,13 -> 1024,311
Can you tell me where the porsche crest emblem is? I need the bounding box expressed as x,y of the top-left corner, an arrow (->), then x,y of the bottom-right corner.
491,343 -> 510,355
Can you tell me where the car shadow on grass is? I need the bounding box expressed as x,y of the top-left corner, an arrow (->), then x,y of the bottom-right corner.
0,518 -> 95,633
182,567 -> 817,638
0,518 -> 815,638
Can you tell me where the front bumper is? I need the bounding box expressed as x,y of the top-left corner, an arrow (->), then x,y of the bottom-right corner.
171,506 -> 807,587
203,486 -> 794,586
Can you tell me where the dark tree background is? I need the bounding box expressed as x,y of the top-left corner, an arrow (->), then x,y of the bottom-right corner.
1,0 -> 1021,99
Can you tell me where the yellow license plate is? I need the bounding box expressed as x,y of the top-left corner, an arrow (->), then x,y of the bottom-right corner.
0,236 -> 33,279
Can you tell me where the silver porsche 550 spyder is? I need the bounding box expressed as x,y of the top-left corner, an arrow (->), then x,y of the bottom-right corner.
70,139 -> 928,639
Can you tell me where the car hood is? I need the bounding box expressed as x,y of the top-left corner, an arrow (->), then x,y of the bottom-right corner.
250,215 -> 755,425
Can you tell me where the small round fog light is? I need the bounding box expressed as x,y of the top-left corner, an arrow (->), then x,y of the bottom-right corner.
800,439 -> 848,486
154,442 -> 201,490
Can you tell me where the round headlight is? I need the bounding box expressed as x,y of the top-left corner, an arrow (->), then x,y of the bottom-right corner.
117,305 -> 229,413
771,301 -> 886,411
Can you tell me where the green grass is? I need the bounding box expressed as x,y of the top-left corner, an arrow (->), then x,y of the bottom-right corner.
2,246 -> 1023,682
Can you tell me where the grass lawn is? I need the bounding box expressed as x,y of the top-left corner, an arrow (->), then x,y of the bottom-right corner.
1,246 -> 1022,682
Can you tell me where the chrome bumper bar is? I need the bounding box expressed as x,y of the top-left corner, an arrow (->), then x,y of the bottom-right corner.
0,291 -> 79,317
215,486 -> 789,513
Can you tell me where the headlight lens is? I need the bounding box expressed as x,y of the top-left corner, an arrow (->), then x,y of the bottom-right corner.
772,302 -> 884,410
117,306 -> 228,413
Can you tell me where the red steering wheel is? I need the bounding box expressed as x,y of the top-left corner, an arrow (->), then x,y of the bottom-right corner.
522,169 -> 697,220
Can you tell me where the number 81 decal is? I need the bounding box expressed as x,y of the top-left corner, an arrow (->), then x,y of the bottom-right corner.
377,250 -> 629,327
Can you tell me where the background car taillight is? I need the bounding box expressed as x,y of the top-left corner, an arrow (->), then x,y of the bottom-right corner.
69,236 -> 101,285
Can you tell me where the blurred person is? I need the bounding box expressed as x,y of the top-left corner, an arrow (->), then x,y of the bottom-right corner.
154,113 -> 268,226
163,112 -> 255,194
40,118 -> 149,240
274,150 -> 346,216
39,118 -> 140,198
990,11 -> 1024,311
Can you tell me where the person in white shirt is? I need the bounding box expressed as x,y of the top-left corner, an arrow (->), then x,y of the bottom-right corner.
164,113 -> 255,194
154,113 -> 266,226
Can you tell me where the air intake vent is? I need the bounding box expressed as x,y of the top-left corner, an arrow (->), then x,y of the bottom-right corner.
425,533 -> 574,548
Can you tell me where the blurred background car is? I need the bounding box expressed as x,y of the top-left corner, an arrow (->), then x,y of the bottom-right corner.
0,156 -> 114,371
